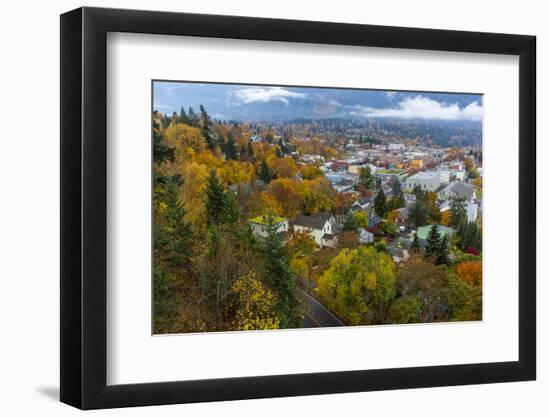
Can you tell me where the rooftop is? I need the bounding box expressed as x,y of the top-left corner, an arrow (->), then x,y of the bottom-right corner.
375,169 -> 408,175
409,171 -> 440,180
416,224 -> 454,240
249,215 -> 287,225
293,212 -> 332,230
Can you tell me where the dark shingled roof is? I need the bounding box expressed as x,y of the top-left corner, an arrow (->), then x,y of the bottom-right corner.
293,212 -> 332,230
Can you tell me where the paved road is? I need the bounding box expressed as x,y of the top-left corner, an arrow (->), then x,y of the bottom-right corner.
299,289 -> 345,328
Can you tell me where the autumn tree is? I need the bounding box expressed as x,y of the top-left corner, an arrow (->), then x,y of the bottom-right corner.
455,261 -> 482,287
440,210 -> 451,226
194,226 -> 265,330
269,156 -> 298,179
232,272 -> 280,331
425,191 -> 441,223
318,246 -> 396,325
342,212 -> 359,232
391,254 -> 448,322
447,273 -> 482,321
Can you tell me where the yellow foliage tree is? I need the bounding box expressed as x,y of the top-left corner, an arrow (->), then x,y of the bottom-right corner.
248,191 -> 284,217
232,272 -> 280,331
218,160 -> 255,185
268,156 -> 298,179
301,177 -> 336,215
440,210 -> 451,226
164,124 -> 207,159
178,161 -> 209,234
353,211 -> 370,228
266,178 -> 304,217
318,246 -> 396,325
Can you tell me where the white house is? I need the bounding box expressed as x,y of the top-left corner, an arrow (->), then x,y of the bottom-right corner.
249,215 -> 289,238
405,171 -> 442,192
434,170 -> 451,185
293,212 -> 335,246
351,198 -> 371,211
358,228 -> 374,244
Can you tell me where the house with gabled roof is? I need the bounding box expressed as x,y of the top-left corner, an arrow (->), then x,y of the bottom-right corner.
249,215 -> 289,239
293,212 -> 335,246
438,181 -> 476,202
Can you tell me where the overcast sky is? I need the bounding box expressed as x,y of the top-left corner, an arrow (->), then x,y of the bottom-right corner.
153,81 -> 482,122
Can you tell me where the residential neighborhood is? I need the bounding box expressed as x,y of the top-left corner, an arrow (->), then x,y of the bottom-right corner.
153,81 -> 483,334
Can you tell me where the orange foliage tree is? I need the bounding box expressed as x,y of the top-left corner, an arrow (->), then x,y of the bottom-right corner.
455,261 -> 482,287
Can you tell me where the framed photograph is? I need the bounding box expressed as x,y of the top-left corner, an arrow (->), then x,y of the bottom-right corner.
60,6 -> 536,409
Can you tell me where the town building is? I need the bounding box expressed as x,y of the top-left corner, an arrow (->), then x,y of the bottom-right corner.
373,168 -> 409,181
405,171 -> 442,192
249,215 -> 289,238
358,227 -> 374,244
438,181 -> 476,203
293,212 -> 335,246
415,224 -> 455,243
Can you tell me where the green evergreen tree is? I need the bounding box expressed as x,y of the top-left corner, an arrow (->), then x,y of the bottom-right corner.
392,191 -> 406,210
424,224 -> 441,260
374,189 -> 388,217
411,184 -> 426,202
199,104 -> 216,151
247,140 -> 255,159
450,196 -> 467,229
153,115 -> 174,164
342,212 -> 359,231
435,234 -> 450,265
259,159 -> 271,183
179,106 -> 189,124
225,131 -> 238,160
257,215 -> 301,328
410,233 -> 421,253
205,169 -> 226,225
222,190 -> 240,224
187,106 -> 198,126
460,222 -> 482,254
391,179 -> 402,196
153,176 -> 192,333
358,166 -> 376,190
408,200 -> 427,228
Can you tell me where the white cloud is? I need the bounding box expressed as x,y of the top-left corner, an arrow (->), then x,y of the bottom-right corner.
385,91 -> 397,99
232,87 -> 307,105
350,95 -> 482,121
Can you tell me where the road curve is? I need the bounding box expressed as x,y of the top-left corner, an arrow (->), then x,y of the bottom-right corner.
299,289 -> 345,328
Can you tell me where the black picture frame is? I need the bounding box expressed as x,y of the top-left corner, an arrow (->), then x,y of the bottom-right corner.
60,6 -> 536,410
